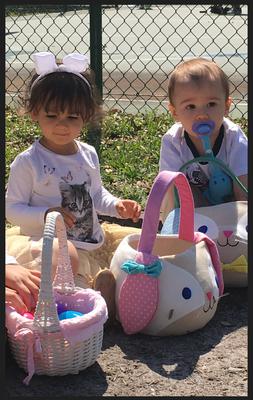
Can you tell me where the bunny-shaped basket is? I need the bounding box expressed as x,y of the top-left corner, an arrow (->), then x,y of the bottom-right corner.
110,171 -> 224,336
161,157 -> 248,287
5,212 -> 108,385
161,201 -> 247,287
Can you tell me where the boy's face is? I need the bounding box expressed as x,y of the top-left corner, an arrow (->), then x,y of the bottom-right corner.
168,79 -> 231,139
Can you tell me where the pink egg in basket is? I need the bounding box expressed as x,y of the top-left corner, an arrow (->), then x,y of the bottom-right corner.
22,311 -> 34,320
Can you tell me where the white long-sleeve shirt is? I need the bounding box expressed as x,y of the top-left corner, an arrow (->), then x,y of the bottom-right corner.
5,253 -> 18,265
159,117 -> 248,187
6,139 -> 120,250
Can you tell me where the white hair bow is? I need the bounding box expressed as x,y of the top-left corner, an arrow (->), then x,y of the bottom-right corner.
31,51 -> 90,89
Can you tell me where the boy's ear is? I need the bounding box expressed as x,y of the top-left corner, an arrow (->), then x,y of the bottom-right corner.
225,96 -> 232,116
168,103 -> 177,120
30,111 -> 38,121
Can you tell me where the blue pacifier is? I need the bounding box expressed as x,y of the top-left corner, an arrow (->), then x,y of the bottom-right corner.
192,120 -> 215,155
192,120 -> 215,136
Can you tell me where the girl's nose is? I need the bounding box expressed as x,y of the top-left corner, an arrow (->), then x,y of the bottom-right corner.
56,119 -> 68,127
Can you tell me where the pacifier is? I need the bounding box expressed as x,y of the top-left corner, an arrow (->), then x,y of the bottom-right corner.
192,120 -> 215,136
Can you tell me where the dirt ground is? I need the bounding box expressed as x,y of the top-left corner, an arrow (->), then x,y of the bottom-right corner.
5,286 -> 248,398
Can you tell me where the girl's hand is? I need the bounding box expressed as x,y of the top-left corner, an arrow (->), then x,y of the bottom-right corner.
116,199 -> 142,223
5,264 -> 41,312
45,207 -> 76,228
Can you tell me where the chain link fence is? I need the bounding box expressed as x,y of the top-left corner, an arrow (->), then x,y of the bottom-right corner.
6,4 -> 248,118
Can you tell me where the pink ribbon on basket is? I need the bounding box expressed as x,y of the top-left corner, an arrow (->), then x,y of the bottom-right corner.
14,328 -> 42,385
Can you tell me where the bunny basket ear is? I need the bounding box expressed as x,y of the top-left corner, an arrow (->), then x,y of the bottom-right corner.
119,275 -> 159,334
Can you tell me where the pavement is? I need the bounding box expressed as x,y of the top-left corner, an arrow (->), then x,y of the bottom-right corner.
5,4 -> 248,118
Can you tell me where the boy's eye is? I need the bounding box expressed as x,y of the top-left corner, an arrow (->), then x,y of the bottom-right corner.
68,115 -> 79,119
185,104 -> 195,110
207,102 -> 216,107
46,115 -> 57,118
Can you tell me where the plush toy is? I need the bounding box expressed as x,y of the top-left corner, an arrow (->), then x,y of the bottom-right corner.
161,200 -> 247,287
191,120 -> 233,205
110,171 -> 223,336
6,222 -> 141,290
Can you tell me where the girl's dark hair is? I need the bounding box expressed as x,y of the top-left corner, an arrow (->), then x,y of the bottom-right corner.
21,67 -> 103,124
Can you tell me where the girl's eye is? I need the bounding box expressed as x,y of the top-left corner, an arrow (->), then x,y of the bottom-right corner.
207,102 -> 216,107
68,116 -> 78,119
46,115 -> 57,118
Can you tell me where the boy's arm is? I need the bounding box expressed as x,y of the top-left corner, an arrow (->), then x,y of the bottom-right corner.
234,174 -> 248,201
228,126 -> 247,202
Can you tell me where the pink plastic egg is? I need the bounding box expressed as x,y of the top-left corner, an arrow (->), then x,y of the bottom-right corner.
23,312 -> 34,320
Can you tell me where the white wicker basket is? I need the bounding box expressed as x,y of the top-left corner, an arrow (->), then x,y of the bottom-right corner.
6,212 -> 108,385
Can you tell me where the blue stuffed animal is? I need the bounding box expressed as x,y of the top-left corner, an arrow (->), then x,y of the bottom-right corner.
192,120 -> 233,205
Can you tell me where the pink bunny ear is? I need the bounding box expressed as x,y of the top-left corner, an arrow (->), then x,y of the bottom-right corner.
118,275 -> 158,334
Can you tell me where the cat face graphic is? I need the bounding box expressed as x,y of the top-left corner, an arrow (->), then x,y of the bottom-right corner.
59,181 -> 92,219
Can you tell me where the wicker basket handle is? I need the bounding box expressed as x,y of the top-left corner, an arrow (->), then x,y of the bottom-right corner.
33,211 -> 75,333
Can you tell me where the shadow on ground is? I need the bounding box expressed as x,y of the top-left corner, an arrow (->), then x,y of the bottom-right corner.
5,287 -> 247,398
103,287 -> 247,380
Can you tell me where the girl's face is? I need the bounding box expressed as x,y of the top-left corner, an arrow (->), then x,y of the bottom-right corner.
31,106 -> 84,154
168,80 -> 231,140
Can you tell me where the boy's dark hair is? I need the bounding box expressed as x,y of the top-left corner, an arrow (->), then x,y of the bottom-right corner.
20,67 -> 103,124
168,58 -> 230,106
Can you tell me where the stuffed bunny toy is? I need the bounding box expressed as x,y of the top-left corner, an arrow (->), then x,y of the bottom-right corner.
161,201 -> 247,287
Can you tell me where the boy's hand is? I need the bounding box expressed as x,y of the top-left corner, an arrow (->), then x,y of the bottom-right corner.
5,264 -> 41,312
45,207 -> 76,228
116,199 -> 141,223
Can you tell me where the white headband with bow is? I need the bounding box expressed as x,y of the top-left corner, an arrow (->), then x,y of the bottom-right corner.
31,51 -> 90,89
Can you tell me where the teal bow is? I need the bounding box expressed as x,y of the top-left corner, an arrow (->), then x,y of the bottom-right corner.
121,259 -> 162,278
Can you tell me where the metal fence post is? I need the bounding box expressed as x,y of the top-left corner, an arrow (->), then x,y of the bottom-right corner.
87,3 -> 103,154
90,3 -> 103,96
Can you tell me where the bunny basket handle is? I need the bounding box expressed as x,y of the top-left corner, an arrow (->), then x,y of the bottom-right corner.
138,171 -> 223,296
138,170 -> 195,256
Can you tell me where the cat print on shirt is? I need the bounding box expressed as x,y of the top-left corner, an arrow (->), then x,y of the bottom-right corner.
59,181 -> 97,243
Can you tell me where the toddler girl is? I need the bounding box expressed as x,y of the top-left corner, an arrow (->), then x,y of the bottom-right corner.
6,52 -> 141,319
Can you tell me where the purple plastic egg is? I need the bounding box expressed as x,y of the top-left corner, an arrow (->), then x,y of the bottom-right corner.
56,302 -> 68,315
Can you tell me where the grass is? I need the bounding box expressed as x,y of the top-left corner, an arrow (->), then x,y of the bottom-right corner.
5,106 -> 248,209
